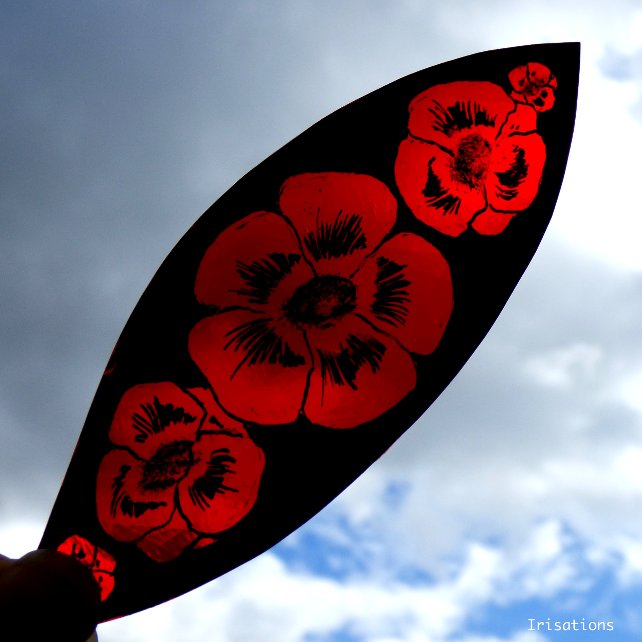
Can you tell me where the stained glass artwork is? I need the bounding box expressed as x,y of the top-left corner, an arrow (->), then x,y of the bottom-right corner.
41,43 -> 579,620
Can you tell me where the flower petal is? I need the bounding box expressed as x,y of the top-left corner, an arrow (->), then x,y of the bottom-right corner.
56,535 -> 117,599
193,537 -> 217,550
278,173 -> 397,275
508,65 -> 529,92
395,138 -> 486,236
522,86 -> 555,112
509,63 -> 557,112
354,233 -> 453,354
527,62 -> 556,87
135,510 -> 199,563
56,535 -> 116,575
109,382 -> 204,460
96,449 -> 174,543
56,535 -> 98,567
487,133 -> 546,213
178,432 -> 265,534
93,571 -> 116,601
406,81 -> 514,149
501,104 -> 538,136
187,386 -> 248,436
304,316 -> 416,428
194,211 -> 313,311
471,209 -> 516,235
189,309 -> 311,425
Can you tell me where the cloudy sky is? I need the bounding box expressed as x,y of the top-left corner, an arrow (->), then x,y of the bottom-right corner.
3,1 -> 642,640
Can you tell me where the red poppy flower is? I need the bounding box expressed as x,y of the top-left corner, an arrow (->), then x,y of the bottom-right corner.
508,62 -> 557,112
57,535 -> 116,601
188,172 -> 453,429
96,383 -> 265,563
394,81 -> 546,237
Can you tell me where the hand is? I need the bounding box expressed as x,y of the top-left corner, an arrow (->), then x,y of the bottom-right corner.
0,549 -> 100,642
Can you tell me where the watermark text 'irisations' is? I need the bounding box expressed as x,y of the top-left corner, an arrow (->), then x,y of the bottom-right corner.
528,618 -> 614,632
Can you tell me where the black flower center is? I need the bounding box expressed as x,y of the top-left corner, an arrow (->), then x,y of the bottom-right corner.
141,440 -> 194,491
284,275 -> 357,327
452,133 -> 492,188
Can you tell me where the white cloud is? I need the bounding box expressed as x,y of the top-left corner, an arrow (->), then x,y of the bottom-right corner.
97,536 -> 539,642
454,634 -> 547,642
523,343 -> 603,389
549,53 -> 642,271
96,519 -> 588,642
607,537 -> 642,586
98,552 -> 460,642
613,367 -> 642,415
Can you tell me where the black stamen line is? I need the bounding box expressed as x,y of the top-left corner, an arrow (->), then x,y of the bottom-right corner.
224,318 -> 306,378
372,257 -> 411,326
232,252 -> 301,305
188,449 -> 238,510
132,396 -> 198,444
132,406 -> 154,441
304,211 -> 367,261
422,158 -> 460,216
495,146 -> 528,200
110,464 -> 166,518
318,334 -> 386,390
119,494 -> 166,518
110,464 -> 130,517
428,100 -> 495,136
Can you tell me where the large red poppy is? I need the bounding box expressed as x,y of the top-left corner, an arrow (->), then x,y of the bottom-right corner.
189,172 -> 453,429
394,81 -> 546,237
96,383 -> 265,562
